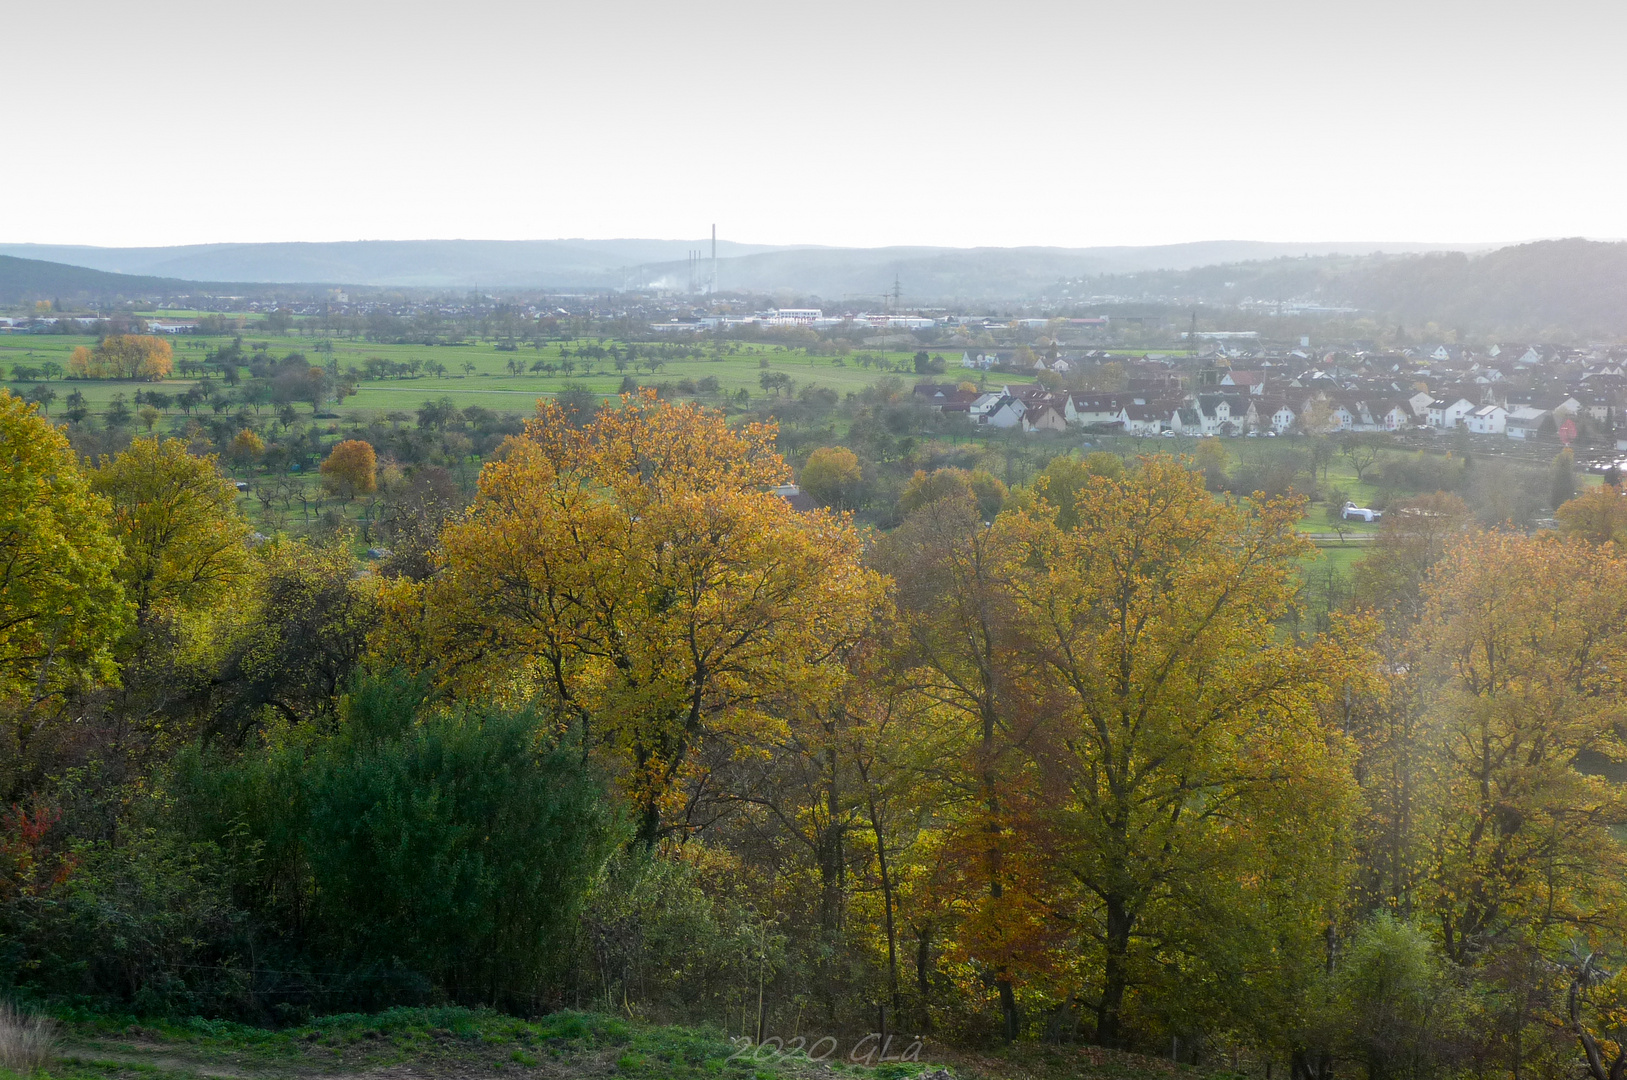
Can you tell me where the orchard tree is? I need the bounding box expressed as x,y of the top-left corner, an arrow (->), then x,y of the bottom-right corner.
320,439 -> 378,500
799,446 -> 863,511
228,428 -> 265,474
1338,434 -> 1384,483
1028,452 -> 1124,531
93,334 -> 174,379
22,385 -> 55,414
900,467 -> 1006,523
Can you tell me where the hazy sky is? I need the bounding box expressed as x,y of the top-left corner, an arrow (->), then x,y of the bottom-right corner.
6,0 -> 1625,249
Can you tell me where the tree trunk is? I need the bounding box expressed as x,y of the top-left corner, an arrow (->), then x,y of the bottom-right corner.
864,787 -> 902,1022
1096,898 -> 1134,1048
914,923 -> 934,1032
999,979 -> 1019,1042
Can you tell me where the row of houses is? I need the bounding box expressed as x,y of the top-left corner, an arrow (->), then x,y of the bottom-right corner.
912,379 -> 1593,441
916,384 -> 1304,436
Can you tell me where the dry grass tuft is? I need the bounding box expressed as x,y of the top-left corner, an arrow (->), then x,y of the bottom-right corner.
0,1001 -> 55,1073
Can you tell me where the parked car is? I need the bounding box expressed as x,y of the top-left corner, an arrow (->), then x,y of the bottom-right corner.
1342,501 -> 1382,522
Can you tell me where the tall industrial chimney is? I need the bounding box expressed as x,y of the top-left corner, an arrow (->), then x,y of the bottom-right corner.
711,224 -> 717,295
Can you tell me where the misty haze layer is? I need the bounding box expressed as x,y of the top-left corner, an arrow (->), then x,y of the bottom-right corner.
0,239 -> 1476,293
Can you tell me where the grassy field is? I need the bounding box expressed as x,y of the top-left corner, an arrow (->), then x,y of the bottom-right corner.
0,333 -> 1028,539
4,1006 -> 1213,1080
0,335 -> 1016,418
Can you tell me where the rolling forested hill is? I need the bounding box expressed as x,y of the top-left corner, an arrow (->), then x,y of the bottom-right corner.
1078,239 -> 1627,336
0,255 -> 197,305
1340,238 -> 1627,335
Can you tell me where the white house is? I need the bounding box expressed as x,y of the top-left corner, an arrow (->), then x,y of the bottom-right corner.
1122,404 -> 1164,436
968,392 -> 1003,420
1465,404 -> 1508,435
970,393 -> 1026,428
1069,394 -> 1140,427
1194,395 -> 1232,434
1167,406 -> 1203,434
1505,406 -> 1549,439
1426,397 -> 1476,429
1261,400 -> 1296,433
1373,400 -> 1412,429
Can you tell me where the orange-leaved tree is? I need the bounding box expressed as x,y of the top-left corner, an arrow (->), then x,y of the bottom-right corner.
873,481 -> 1044,1041
380,392 -> 885,847
320,439 -> 377,500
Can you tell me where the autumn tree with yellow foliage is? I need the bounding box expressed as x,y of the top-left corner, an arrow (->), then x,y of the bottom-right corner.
319,439 -> 377,499
1006,455 -> 1374,1047
381,392 -> 885,846
67,335 -> 173,380
0,391 -> 129,708
90,437 -> 252,631
799,445 -> 863,510
1556,484 -> 1627,547
1406,532 -> 1627,1072
874,480 -> 1039,1041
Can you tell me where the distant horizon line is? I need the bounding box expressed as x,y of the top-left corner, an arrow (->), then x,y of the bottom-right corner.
0,236 -> 1560,252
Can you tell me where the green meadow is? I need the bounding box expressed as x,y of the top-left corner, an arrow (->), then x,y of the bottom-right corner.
0,333 -> 1007,418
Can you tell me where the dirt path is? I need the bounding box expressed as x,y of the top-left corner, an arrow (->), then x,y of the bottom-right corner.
56,1042 -> 378,1080
54,1038 -> 660,1080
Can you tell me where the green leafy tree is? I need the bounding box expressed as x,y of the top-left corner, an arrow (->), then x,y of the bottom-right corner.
1032,452 -> 1122,530
800,446 -> 863,510
0,390 -> 130,704
900,467 -> 1007,522
1549,447 -> 1577,509
90,437 -> 252,630
1333,914 -> 1460,1080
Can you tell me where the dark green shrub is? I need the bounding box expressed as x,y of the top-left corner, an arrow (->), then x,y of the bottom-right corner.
172,675 -> 619,1013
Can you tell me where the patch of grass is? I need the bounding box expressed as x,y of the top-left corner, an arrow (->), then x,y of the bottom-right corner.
41,1008 -> 915,1080
0,1002 -> 57,1074
16,1004 -> 1241,1080
2,335 -> 1019,421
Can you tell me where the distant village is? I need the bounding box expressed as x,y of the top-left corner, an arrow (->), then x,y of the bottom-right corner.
929,340 -> 1620,448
